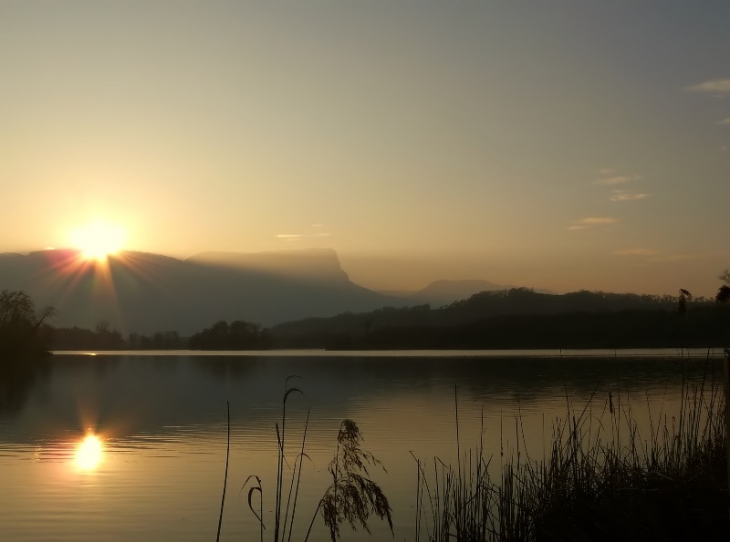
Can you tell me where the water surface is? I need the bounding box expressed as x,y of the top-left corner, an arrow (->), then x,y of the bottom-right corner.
0,351 -> 720,541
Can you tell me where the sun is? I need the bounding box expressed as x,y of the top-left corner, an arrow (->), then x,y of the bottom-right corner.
69,220 -> 126,261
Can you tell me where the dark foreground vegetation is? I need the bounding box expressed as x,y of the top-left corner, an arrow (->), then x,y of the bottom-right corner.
218,383 -> 393,542
221,362 -> 729,541
412,365 -> 729,541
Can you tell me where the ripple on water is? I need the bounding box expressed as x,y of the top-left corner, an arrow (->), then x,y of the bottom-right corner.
0,353 -> 718,541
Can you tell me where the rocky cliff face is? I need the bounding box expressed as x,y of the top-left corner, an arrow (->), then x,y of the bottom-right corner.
187,248 -> 351,283
0,248 -> 394,335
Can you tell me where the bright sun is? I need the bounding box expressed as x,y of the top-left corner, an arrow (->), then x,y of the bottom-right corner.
69,221 -> 126,261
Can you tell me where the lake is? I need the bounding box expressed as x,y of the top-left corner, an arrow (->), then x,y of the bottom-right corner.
0,349 -> 723,541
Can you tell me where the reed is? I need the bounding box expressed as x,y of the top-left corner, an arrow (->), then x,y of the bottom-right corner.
215,401 -> 230,542
233,379 -> 392,542
413,360 -> 729,541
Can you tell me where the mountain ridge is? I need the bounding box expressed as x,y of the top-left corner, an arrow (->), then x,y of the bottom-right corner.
0,248 -> 399,334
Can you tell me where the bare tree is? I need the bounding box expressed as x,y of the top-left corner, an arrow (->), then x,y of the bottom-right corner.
0,290 -> 55,358
717,270 -> 730,303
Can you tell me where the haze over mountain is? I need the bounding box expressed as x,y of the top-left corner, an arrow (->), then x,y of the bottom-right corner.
401,279 -> 558,307
0,248 -> 404,334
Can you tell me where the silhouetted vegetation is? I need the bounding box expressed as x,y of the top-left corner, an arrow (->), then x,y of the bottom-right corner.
231,382 -> 392,542
413,368 -> 728,541
309,419 -> 393,541
218,363 -> 727,540
271,288 -> 730,349
0,290 -> 54,361
50,324 -> 185,350
50,319 -> 274,351
274,288 -> 704,335
275,306 -> 730,350
127,330 -> 185,349
46,285 -> 730,351
189,320 -> 273,350
716,269 -> 730,303
0,291 -> 54,415
51,321 -> 126,350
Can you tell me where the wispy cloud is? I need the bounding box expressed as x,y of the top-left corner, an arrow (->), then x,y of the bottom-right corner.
720,118 -> 730,125
568,217 -> 619,230
647,253 -> 705,263
614,248 -> 659,256
609,190 -> 651,202
594,175 -> 640,186
275,232 -> 331,242
311,223 -> 325,228
598,168 -> 613,175
685,78 -> 730,96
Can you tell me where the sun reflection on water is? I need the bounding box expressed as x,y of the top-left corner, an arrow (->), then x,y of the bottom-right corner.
75,434 -> 103,471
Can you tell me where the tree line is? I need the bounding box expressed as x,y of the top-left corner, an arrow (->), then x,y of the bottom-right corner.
51,320 -> 272,351
280,305 -> 730,350
0,289 -> 272,353
3,270 -> 730,354
272,274 -> 730,349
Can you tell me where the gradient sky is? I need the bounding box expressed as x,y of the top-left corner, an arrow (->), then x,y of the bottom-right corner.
1,1 -> 728,294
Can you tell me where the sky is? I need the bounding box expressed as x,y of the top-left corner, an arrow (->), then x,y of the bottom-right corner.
1,1 -> 728,295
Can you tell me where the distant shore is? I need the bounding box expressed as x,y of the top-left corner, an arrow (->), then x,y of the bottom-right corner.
49,347 -> 728,358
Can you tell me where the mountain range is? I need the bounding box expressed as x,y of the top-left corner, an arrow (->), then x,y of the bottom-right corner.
0,248 -> 513,335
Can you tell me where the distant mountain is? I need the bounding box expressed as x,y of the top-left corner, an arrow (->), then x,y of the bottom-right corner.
188,249 -> 350,281
0,248 -> 400,335
406,279 -> 508,307
378,279 -> 553,307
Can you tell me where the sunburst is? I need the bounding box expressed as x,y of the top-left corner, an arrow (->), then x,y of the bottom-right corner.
68,220 -> 126,261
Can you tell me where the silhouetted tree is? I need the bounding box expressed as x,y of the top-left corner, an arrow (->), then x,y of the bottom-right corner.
0,290 -> 55,360
717,270 -> 730,303
189,320 -> 273,350
127,330 -> 185,349
677,289 -> 692,316
51,323 -> 125,350
717,287 -> 730,304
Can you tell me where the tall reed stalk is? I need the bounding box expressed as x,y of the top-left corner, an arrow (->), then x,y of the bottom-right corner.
234,379 -> 392,542
215,401 -> 230,542
414,361 -> 729,541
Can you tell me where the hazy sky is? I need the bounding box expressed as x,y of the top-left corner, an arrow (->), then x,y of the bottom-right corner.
1,1 -> 728,294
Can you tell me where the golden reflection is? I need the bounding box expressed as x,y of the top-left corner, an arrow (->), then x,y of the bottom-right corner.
75,434 -> 103,471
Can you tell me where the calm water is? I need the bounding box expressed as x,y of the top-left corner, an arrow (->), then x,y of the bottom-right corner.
0,350 -> 722,541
